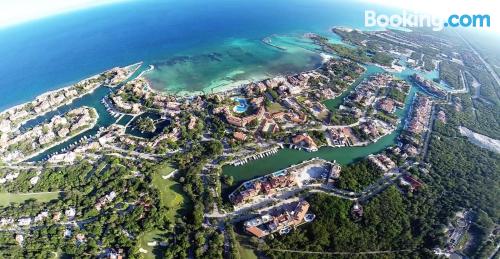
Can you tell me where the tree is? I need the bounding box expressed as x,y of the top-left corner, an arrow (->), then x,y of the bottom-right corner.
135,117 -> 156,133
221,175 -> 234,186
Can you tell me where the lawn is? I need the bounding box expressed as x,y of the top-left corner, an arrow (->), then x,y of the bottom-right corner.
0,192 -> 61,207
266,102 -> 284,113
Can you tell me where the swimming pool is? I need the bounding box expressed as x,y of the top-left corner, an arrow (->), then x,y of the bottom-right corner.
233,97 -> 249,113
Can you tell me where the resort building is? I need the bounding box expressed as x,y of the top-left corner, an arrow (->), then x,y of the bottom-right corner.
229,171 -> 297,205
406,95 -> 433,135
378,98 -> 396,113
216,106 -> 265,128
260,119 -> 279,135
244,201 -> 314,238
411,74 -> 447,98
329,127 -> 357,146
229,158 -> 339,206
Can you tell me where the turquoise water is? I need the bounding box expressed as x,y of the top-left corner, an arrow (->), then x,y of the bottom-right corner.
145,35 -> 323,94
0,0 -> 415,163
0,0 -> 402,110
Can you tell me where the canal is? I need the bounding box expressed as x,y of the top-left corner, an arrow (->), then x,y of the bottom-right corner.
222,63 -> 428,183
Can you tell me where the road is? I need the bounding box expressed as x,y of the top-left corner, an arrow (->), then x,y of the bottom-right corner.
458,33 -> 500,88
102,143 -> 164,160
319,118 -> 363,130
422,104 -> 436,161
270,248 -> 413,255
446,70 -> 468,94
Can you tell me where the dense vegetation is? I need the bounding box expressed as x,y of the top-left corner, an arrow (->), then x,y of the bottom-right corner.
135,117 -> 156,133
0,28 -> 498,259
311,35 -> 394,67
264,187 -> 431,258
261,98 -> 499,258
0,157 -> 171,258
439,60 -> 463,90
335,160 -> 382,192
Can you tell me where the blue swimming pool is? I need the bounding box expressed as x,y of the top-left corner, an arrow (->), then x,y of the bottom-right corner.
233,97 -> 249,113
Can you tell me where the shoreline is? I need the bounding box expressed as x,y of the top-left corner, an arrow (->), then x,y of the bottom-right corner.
0,62 -> 142,120
1,28 -> 354,114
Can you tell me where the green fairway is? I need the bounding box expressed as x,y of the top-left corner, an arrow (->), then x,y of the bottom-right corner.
137,229 -> 168,259
0,192 -> 61,206
151,164 -> 189,221
236,234 -> 258,259
137,164 -> 190,258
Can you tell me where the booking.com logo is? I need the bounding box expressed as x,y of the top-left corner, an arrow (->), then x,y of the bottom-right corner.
365,10 -> 491,31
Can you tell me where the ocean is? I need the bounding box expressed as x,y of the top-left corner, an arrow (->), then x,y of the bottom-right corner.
0,0 -> 400,110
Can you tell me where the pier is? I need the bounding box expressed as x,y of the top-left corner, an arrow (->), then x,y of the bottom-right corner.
229,145 -> 282,166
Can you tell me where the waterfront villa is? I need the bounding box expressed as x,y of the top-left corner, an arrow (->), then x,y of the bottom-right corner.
229,158 -> 339,206
368,154 -> 397,172
291,133 -> 318,152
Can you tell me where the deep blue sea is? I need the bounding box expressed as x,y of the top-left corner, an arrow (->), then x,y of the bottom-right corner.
0,0 -> 402,110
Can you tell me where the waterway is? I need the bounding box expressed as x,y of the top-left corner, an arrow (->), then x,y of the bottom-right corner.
2,0 -> 439,166
25,65 -> 149,162
125,112 -> 171,139
22,33 -> 435,167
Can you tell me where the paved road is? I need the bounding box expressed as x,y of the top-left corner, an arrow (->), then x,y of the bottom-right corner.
488,243 -> 500,259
